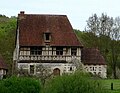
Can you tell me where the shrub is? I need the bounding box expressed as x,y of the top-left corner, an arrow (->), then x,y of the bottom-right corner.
44,71 -> 109,93
0,76 -> 41,93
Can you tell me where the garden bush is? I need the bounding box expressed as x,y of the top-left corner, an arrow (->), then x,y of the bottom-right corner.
44,71 -> 109,93
0,76 -> 41,93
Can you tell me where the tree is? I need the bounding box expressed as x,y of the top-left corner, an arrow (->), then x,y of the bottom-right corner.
85,13 -> 120,78
75,30 -> 99,48
108,17 -> 120,78
0,16 -> 17,76
70,58 -> 84,71
35,64 -> 52,85
86,13 -> 100,35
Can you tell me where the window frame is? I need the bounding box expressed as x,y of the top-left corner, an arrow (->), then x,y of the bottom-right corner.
44,32 -> 51,42
71,47 -> 77,56
30,46 -> 42,55
30,65 -> 34,74
56,47 -> 63,55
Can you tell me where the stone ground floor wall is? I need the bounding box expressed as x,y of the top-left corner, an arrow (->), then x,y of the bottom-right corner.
84,65 -> 107,78
18,63 -> 76,76
17,63 -> 107,78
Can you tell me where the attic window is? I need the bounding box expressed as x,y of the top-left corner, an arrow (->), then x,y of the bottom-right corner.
44,33 -> 51,42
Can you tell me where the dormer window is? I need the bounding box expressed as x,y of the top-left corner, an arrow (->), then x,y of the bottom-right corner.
44,32 -> 51,42
45,33 -> 50,40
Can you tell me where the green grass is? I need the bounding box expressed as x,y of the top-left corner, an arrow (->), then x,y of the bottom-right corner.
99,79 -> 120,93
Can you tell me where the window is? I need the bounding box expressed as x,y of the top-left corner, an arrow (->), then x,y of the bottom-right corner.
70,67 -> 72,71
90,67 -> 92,71
99,67 -> 101,71
20,47 -> 30,55
46,33 -> 50,40
85,67 -> 88,71
56,47 -> 63,55
95,67 -> 97,71
30,47 -> 42,55
30,65 -> 34,74
71,47 -> 77,56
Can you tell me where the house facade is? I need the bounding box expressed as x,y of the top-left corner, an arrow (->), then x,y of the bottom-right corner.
13,11 -> 107,78
0,55 -> 7,79
82,48 -> 107,78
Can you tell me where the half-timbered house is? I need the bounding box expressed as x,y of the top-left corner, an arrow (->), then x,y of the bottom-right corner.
13,11 -> 107,78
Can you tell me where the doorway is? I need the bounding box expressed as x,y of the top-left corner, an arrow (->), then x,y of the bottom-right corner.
53,68 -> 60,76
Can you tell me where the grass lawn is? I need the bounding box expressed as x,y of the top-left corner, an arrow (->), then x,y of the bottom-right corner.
99,79 -> 120,93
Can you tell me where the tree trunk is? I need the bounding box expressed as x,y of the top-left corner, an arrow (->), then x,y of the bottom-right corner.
113,64 -> 117,79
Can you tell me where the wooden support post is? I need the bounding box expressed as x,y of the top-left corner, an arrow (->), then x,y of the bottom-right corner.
111,82 -> 113,90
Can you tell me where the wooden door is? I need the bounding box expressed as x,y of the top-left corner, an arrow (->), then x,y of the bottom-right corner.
53,68 -> 60,76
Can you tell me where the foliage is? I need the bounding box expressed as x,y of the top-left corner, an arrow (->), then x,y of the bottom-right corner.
75,29 -> 120,78
35,64 -> 52,86
75,30 -> 99,48
18,64 -> 52,86
0,76 -> 41,93
0,16 -> 17,75
79,13 -> 120,78
43,71 -> 108,93
70,58 -> 84,71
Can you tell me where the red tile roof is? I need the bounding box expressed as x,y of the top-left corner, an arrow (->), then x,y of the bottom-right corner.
0,55 -> 7,69
81,48 -> 106,65
18,12 -> 83,47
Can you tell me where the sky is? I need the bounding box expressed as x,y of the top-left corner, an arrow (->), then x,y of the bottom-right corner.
0,0 -> 120,30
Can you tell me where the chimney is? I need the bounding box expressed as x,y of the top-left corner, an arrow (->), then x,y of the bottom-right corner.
20,11 -> 25,15
18,11 -> 25,20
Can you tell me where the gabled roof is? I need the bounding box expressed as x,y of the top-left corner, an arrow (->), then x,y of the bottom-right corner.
18,11 -> 83,47
0,55 -> 7,69
81,48 -> 106,65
